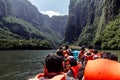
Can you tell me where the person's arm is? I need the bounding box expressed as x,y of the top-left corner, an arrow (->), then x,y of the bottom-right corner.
49,74 -> 65,80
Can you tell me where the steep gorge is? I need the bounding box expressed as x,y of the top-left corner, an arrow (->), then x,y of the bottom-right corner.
0,0 -> 67,49
64,0 -> 120,49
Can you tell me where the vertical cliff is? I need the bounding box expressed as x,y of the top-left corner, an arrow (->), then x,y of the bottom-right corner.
64,0 -> 120,49
0,0 -> 67,48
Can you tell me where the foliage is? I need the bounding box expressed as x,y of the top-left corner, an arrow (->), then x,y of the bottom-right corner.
64,0 -> 120,50
77,25 -> 96,46
0,39 -> 52,50
0,26 -> 52,50
3,16 -> 45,39
0,28 -> 21,39
100,14 -> 120,50
0,0 -> 67,49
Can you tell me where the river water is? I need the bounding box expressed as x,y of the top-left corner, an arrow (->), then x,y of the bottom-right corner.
0,50 -> 119,80
0,50 -> 56,80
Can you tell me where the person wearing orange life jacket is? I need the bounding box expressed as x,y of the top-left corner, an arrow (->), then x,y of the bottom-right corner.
30,54 -> 65,80
63,56 -> 74,72
93,51 -> 105,60
84,59 -> 120,80
64,45 -> 72,52
63,45 -> 71,58
92,49 -> 98,59
92,49 -> 102,59
66,58 -> 81,80
78,46 -> 85,62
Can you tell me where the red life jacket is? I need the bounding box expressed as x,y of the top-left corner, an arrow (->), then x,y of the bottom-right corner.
84,59 -> 120,80
78,51 -> 85,59
85,53 -> 94,60
70,64 -> 81,78
80,51 -> 85,55
85,55 -> 94,60
37,73 -> 44,79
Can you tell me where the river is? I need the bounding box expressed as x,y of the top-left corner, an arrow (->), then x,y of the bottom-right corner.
0,50 -> 56,80
0,50 -> 120,80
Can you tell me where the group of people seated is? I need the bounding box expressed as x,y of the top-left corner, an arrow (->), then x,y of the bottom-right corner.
30,45 -> 120,80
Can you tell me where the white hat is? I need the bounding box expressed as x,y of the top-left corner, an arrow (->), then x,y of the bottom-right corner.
67,56 -> 74,60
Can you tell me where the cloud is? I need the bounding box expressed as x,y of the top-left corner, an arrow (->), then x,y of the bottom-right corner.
40,10 -> 66,17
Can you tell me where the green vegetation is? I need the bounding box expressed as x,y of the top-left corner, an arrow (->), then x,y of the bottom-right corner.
81,13 -> 120,50
3,16 -> 46,39
0,15 -> 67,49
0,39 -> 51,50
0,0 -> 67,49
100,14 -> 120,50
64,0 -> 120,50
0,16 -> 52,50
0,28 -> 21,39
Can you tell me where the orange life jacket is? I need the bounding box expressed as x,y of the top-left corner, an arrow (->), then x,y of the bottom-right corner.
84,59 -> 120,80
71,63 -> 81,78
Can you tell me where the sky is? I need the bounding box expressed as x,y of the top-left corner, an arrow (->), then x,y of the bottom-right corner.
28,0 -> 70,17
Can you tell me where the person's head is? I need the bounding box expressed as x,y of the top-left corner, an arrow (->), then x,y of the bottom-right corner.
45,54 -> 64,73
81,46 -> 85,51
69,58 -> 77,67
101,52 -> 118,61
59,46 -> 63,51
93,49 -> 98,54
65,45 -> 69,50
56,51 -> 64,57
88,46 -> 93,49
66,56 -> 74,64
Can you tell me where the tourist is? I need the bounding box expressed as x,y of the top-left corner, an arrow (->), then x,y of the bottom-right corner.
66,58 -> 81,80
30,54 -> 65,80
